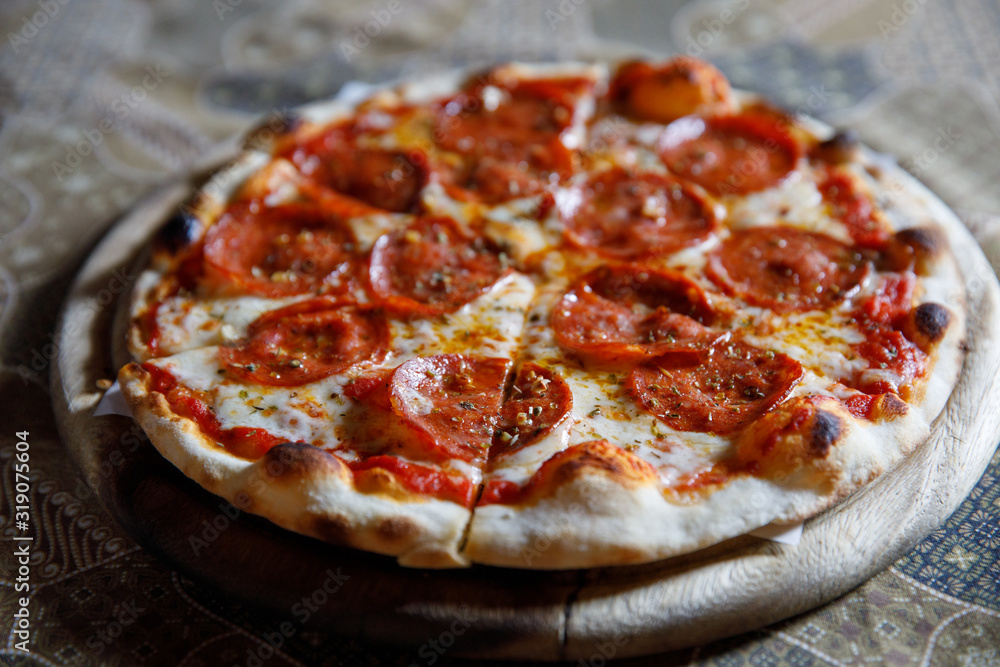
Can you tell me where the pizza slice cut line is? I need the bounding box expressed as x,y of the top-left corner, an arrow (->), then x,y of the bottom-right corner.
116,56 -> 965,570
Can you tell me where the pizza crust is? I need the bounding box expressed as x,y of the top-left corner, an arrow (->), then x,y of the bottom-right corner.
118,59 -> 970,570
464,395 -> 934,568
869,162 -> 968,425
119,362 -> 472,568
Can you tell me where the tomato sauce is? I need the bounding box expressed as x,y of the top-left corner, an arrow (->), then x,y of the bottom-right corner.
143,363 -> 283,459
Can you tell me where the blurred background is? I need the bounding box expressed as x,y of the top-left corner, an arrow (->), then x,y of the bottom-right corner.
1,1 -> 999,665
3,0 -> 1000,321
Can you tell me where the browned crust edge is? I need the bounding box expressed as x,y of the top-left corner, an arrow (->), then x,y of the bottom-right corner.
117,362 -> 472,568
116,63 -> 971,571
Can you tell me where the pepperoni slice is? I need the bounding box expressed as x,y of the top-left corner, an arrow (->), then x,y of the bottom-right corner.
609,58 -> 734,124
818,167 -> 890,248
491,363 -> 573,458
658,113 -> 800,196
433,77 -> 585,203
448,157 -> 553,204
281,115 -> 427,213
342,369 -> 393,411
221,298 -> 389,386
318,146 -> 426,213
202,202 -> 359,297
552,264 -> 719,366
369,216 -> 510,315
707,227 -> 870,312
390,354 -> 508,463
627,340 -> 803,435
298,143 -> 427,213
561,168 -> 717,258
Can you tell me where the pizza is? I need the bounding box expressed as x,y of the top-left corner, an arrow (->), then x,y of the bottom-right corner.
118,57 -> 966,569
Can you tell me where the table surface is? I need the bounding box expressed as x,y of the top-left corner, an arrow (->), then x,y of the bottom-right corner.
2,1 -> 1000,665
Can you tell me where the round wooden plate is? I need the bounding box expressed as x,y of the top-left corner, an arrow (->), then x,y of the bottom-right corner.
52,164 -> 1000,661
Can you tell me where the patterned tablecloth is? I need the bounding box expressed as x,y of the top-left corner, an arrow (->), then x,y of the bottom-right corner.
2,1 -> 1000,665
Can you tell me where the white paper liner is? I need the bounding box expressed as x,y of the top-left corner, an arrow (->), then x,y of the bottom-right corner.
94,380 -> 131,417
747,521 -> 803,545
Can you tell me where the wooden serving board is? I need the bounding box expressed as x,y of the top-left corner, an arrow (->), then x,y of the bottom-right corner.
52,174 -> 1000,661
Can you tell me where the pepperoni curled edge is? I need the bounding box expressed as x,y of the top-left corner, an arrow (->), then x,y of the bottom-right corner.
626,340 -> 803,435
369,216 -> 510,316
220,298 -> 390,387
560,167 -> 718,258
433,75 -> 588,203
552,264 -> 720,366
707,226 -> 870,313
390,354 -> 509,463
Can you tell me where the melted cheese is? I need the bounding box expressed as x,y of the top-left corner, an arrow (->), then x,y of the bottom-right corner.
158,273 -> 534,452
389,272 -> 534,361
486,282 -> 728,489
747,309 -> 868,380
135,62 -> 952,515
726,168 -> 853,243
154,295 -> 303,355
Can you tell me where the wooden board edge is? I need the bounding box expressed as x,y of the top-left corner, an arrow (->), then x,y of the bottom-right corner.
561,188 -> 1000,660
49,159 -> 1000,661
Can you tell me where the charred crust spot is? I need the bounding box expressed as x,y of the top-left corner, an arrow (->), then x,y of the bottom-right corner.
261,442 -> 346,480
377,516 -> 418,543
469,66 -> 493,85
896,227 -> 942,256
554,451 -> 623,484
549,441 -> 655,488
913,302 -> 951,344
188,159 -> 237,196
809,411 -> 842,458
277,112 -> 302,134
156,208 -> 201,253
124,361 -> 149,382
811,129 -> 860,164
873,393 -> 908,420
313,514 -> 351,545
243,112 -> 302,150
886,227 -> 944,273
